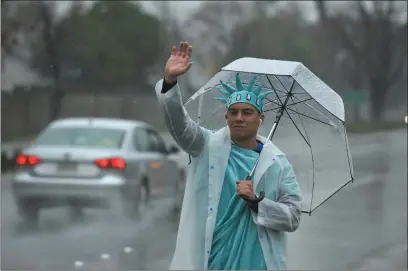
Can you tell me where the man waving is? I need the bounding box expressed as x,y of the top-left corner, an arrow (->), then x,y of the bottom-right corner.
155,41 -> 302,270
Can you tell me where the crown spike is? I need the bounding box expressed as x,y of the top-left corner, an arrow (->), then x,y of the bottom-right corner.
253,84 -> 264,96
217,87 -> 231,97
235,73 -> 244,91
220,80 -> 237,94
258,90 -> 274,100
214,97 -> 228,104
215,73 -> 273,114
246,75 -> 257,92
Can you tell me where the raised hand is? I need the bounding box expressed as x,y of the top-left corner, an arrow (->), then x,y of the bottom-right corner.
164,41 -> 193,84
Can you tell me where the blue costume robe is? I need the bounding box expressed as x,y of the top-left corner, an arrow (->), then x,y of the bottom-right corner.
208,143 -> 267,270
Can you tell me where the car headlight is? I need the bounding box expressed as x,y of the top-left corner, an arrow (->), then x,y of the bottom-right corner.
405,115 -> 407,124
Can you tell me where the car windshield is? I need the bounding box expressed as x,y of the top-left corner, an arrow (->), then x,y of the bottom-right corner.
34,126 -> 126,149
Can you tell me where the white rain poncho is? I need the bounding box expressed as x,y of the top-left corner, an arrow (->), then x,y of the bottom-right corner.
155,79 -> 302,270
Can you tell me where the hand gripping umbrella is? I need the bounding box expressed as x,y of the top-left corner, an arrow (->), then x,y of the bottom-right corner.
184,57 -> 354,214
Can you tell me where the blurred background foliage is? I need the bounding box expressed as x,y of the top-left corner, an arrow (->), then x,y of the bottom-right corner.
1,0 -> 407,140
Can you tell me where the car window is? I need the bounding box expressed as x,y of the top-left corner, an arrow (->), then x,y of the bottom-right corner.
146,130 -> 167,153
132,128 -> 149,151
34,126 -> 126,149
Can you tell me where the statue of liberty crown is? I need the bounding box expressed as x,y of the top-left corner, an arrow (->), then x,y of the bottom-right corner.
215,73 -> 274,113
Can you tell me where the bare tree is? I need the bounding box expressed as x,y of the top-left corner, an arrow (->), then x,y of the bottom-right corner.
36,1 -> 64,122
315,0 -> 407,120
152,1 -> 197,96
182,2 -> 248,76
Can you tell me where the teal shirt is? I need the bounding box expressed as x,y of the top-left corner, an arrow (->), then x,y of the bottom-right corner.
208,144 -> 267,270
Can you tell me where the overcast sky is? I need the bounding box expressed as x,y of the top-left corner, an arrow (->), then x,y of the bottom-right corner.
55,1 -> 406,23
55,1 -> 203,22
55,1 -> 321,22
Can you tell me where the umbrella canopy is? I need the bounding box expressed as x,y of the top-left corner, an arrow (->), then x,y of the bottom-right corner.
184,57 -> 354,214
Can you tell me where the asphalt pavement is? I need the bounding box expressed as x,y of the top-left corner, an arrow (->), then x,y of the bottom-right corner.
1,128 -> 407,270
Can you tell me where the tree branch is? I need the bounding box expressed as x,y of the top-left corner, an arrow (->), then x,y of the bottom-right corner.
356,1 -> 372,27
384,1 -> 395,20
314,0 -> 328,22
388,25 -> 408,83
39,2 -> 60,80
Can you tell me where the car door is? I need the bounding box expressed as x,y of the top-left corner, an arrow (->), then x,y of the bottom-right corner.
145,129 -> 174,197
153,132 -> 181,196
126,127 -> 150,186
127,127 -> 161,187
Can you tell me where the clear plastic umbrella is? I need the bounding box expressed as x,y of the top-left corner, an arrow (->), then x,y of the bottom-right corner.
184,57 -> 354,214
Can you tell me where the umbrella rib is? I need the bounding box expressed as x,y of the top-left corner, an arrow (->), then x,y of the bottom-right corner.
263,77 -> 286,108
287,94 -> 317,214
287,97 -> 314,106
291,93 -> 338,125
344,127 -> 354,181
263,97 -> 281,107
270,75 -> 333,127
288,94 -> 335,126
264,97 -> 314,112
267,76 -> 285,109
282,105 -> 311,147
288,95 -> 313,143
264,76 -> 310,147
285,107 -> 333,127
270,88 -> 288,95
264,104 -> 282,111
266,75 -> 311,147
273,75 -> 337,125
310,179 -> 353,214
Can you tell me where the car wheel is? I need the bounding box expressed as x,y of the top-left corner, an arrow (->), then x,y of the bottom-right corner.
137,182 -> 149,215
122,179 -> 149,220
172,170 -> 185,214
17,199 -> 40,228
68,203 -> 85,222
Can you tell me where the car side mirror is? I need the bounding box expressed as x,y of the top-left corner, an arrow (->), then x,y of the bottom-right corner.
168,145 -> 179,154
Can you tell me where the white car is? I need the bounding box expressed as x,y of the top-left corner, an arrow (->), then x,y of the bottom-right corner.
12,117 -> 185,226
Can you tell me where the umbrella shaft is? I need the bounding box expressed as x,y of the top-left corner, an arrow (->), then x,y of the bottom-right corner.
247,91 -> 292,180
247,121 -> 278,179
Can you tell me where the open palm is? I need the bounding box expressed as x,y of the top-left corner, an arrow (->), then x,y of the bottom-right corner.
164,41 -> 193,83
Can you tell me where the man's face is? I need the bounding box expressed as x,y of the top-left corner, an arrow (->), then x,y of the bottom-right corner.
226,103 -> 264,140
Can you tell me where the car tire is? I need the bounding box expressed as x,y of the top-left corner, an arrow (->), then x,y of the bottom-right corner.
172,170 -> 185,214
68,204 -> 85,222
17,199 -> 40,228
122,179 -> 149,220
137,181 -> 149,216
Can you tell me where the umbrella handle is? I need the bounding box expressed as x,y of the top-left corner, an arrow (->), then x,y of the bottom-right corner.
240,191 -> 265,203
240,174 -> 265,203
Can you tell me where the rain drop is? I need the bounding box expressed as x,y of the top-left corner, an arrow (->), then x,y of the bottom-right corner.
74,261 -> 84,268
124,246 -> 133,253
100,253 -> 111,260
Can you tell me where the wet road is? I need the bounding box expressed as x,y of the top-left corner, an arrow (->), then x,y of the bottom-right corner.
286,128 -> 407,270
1,128 -> 406,270
0,191 -> 180,270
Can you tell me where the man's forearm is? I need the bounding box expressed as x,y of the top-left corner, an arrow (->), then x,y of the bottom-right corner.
155,78 -> 205,157
257,198 -> 301,232
161,78 -> 177,94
